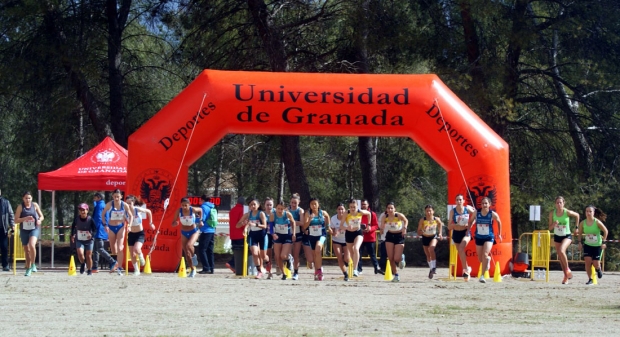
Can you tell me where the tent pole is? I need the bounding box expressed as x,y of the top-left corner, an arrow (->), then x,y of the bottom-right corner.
38,190 -> 42,267
51,191 -> 55,268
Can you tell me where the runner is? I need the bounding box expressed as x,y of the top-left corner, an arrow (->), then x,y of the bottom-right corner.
125,195 -> 154,276
271,200 -> 296,280
380,202 -> 408,282
448,194 -> 476,281
171,197 -> 203,278
14,191 -> 44,276
302,198 -> 330,281
469,197 -> 503,283
263,197 -> 275,279
577,205 -> 608,285
70,203 -> 97,275
548,196 -> 580,284
330,203 -> 350,281
235,198 -> 268,279
288,193 -> 305,280
417,204 -> 443,279
340,198 -> 371,277
101,189 -> 134,273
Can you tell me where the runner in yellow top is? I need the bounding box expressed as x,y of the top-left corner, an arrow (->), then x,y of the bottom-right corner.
417,205 -> 443,279
548,196 -> 579,284
380,202 -> 408,282
339,198 -> 371,278
577,205 -> 608,285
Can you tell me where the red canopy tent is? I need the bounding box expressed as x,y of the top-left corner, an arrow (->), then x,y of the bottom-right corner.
37,137 -> 127,267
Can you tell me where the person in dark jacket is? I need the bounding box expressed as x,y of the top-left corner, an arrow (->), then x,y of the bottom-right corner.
71,203 -> 97,275
357,199 -> 382,275
0,189 -> 15,271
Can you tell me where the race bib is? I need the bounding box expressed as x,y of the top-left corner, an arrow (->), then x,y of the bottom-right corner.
349,218 -> 361,230
309,225 -> 322,236
456,214 -> 469,226
180,215 -> 194,226
585,234 -> 598,244
249,220 -> 262,231
275,224 -> 289,234
554,225 -> 567,236
387,221 -> 402,231
424,223 -> 437,235
77,230 -> 90,241
23,220 -> 36,230
477,224 -> 490,236
334,228 -> 345,240
110,210 -> 124,221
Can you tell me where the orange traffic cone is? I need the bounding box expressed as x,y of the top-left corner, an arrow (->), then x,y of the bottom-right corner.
178,257 -> 187,278
68,255 -> 77,276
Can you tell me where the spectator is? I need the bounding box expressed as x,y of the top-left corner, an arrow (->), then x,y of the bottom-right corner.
198,195 -> 216,274
226,197 -> 245,273
91,192 -> 116,273
358,199 -> 382,275
0,189 -> 15,271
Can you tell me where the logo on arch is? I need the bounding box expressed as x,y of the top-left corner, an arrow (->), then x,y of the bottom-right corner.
91,149 -> 121,164
459,175 -> 497,210
135,168 -> 178,220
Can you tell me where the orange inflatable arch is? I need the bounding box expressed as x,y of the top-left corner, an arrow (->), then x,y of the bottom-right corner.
126,70 -> 511,274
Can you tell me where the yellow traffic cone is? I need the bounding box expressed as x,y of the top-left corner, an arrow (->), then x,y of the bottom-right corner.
591,265 -> 598,285
493,262 -> 502,283
68,255 -> 77,276
348,259 -> 354,279
178,257 -> 187,278
144,255 -> 152,274
477,263 -> 482,278
384,259 -> 393,281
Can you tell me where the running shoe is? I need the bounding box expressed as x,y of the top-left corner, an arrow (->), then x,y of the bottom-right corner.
562,276 -> 568,284
188,269 -> 196,278
375,267 -> 384,275
479,276 -> 486,283
91,268 -> 99,274
133,263 -> 140,276
255,271 -> 263,279
117,266 -> 124,276
432,267 -> 437,275
357,270 -> 363,275
343,271 -> 349,282
31,264 -> 37,273
198,270 -> 210,274
597,268 -> 603,279
399,254 -> 406,269
275,267 -> 281,276
317,272 -> 324,281
392,275 -> 400,282
80,263 -> 85,274
24,266 -> 32,277
314,270 -> 319,281
139,254 -> 145,267
292,272 -> 299,280
109,261 -> 118,273
281,274 -> 287,280
86,270 -> 92,276
428,268 -> 434,279
566,269 -> 573,280
225,262 -> 235,274
353,270 -> 359,277
585,279 -> 593,285
267,272 -> 273,280
287,254 -> 294,270
463,271 -> 470,282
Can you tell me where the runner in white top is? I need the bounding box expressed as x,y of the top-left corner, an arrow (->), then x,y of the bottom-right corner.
330,203 -> 350,281
125,195 -> 154,276
288,193 -> 305,280
101,189 -> 134,273
448,194 -> 476,281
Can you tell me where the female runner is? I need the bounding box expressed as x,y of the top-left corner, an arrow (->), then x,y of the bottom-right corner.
340,198 -> 371,277
380,202 -> 408,282
288,193 -> 305,280
330,203 -> 350,281
469,197 -> 502,283
126,195 -> 154,276
100,189 -> 133,273
417,204 -> 443,279
302,198 -> 330,281
14,191 -> 44,276
263,197 -> 275,279
577,205 -> 608,285
236,199 -> 268,279
271,200 -> 297,280
548,196 -> 579,284
171,197 -> 203,278
448,194 -> 476,281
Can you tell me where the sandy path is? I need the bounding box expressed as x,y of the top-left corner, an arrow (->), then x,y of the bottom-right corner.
1,266 -> 619,336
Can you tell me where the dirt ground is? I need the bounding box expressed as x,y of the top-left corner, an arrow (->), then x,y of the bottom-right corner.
0,263 -> 619,337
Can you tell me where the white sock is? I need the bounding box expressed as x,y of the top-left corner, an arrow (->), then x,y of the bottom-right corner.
428,261 -> 432,268
431,260 -> 436,268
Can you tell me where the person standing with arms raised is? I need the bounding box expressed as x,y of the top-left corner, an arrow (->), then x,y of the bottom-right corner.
548,196 -> 579,284
226,197 -> 246,274
14,191 -> 44,276
0,189 -> 14,272
357,199 -> 382,275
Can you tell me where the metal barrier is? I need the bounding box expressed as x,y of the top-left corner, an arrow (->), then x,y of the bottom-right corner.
322,232 -> 379,260
530,230 -> 550,281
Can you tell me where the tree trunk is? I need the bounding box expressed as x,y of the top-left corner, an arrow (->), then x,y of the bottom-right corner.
214,141 -> 224,197
105,0 -> 132,147
281,136 -> 311,208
